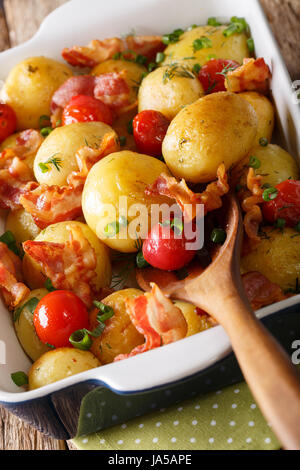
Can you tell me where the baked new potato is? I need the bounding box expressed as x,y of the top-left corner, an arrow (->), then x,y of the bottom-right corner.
6,209 -> 41,249
174,301 -> 213,337
239,92 -> 274,144
162,91 -> 257,183
0,57 -> 72,130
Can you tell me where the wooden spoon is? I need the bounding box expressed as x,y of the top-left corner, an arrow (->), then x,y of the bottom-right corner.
137,194 -> 300,450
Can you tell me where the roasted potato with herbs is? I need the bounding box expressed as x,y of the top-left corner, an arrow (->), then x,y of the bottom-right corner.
162,25 -> 249,67
23,221 -> 112,290
0,57 -> 73,130
82,151 -> 172,252
28,347 -> 100,390
174,301 -> 212,337
162,91 -> 257,183
34,121 -> 118,186
239,92 -> 274,144
6,209 -> 40,249
89,288 -> 145,364
138,65 -> 204,120
241,227 -> 300,291
14,288 -> 49,362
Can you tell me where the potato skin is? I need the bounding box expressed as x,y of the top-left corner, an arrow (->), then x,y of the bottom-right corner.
174,301 -> 212,337
28,347 -> 100,390
92,59 -> 146,106
233,144 -> 299,189
162,92 -> 257,183
14,289 -> 50,362
163,25 -> 249,66
239,92 -> 274,144
138,66 -> 204,120
23,221 -> 112,290
82,151 -> 172,252
6,209 -> 40,248
34,121 -> 118,186
241,227 -> 300,291
0,57 -> 72,130
90,289 -> 144,364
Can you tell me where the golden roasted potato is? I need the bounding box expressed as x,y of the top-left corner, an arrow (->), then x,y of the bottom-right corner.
0,131 -> 43,172
23,221 -> 112,290
6,209 -> 40,248
14,289 -> 49,362
28,348 -> 100,390
34,121 -> 118,186
174,301 -> 212,337
82,151 -> 172,252
241,227 -> 300,291
162,92 -> 257,183
138,65 -> 204,120
90,288 -> 144,364
239,92 -> 274,144
232,144 -> 299,189
163,25 -> 249,66
0,57 -> 72,130
92,59 -> 147,107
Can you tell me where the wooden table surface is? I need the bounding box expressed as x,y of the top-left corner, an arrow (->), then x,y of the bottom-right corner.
0,0 -> 299,451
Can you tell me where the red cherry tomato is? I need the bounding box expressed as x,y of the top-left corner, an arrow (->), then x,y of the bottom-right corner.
62,94 -> 113,126
262,180 -> 300,227
33,290 -> 90,348
198,58 -> 239,94
133,110 -> 169,156
142,221 -> 196,271
0,103 -> 17,143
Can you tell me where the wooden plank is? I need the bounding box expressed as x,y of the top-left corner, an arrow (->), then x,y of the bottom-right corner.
0,1 -> 10,51
260,0 -> 300,80
3,0 -> 67,46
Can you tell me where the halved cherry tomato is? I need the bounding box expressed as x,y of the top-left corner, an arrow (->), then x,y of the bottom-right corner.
262,180 -> 300,227
198,58 -> 239,94
62,94 -> 113,126
133,110 -> 169,156
142,221 -> 196,271
0,103 -> 17,143
33,290 -> 90,348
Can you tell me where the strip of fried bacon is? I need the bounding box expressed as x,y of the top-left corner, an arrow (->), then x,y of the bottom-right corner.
0,242 -> 29,309
20,132 -> 119,228
225,58 -> 271,94
145,164 -> 229,221
114,283 -> 187,361
242,271 -> 287,310
240,168 -> 264,243
23,225 -> 97,307
61,35 -> 164,68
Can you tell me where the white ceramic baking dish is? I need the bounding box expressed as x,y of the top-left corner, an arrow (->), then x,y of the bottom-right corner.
0,0 -> 299,438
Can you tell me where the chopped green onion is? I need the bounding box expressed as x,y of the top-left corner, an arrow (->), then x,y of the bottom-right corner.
69,329 -> 92,351
207,17 -> 221,26
248,155 -> 261,169
262,187 -> 278,201
162,29 -> 184,45
45,342 -> 55,349
295,222 -> 300,232
171,217 -> 184,235
247,38 -> 255,53
127,119 -> 134,134
135,54 -> 147,65
119,136 -> 127,146
193,37 -> 212,51
112,52 -> 121,60
275,218 -> 286,229
104,220 -> 120,238
192,63 -> 201,74
136,251 -> 149,268
45,278 -> 56,292
211,228 -> 226,244
40,127 -> 53,137
93,301 -> 115,323
14,297 -> 39,323
0,230 -> 20,256
148,62 -> 156,72
11,371 -> 28,387
223,17 -> 248,37
156,52 -> 165,63
39,115 -> 51,129
259,137 -> 268,147
187,24 -> 198,31
38,162 -> 50,173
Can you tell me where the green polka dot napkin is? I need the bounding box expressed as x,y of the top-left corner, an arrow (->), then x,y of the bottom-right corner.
72,380 -> 280,450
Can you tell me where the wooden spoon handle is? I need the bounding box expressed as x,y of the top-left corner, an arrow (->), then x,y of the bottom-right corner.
220,294 -> 300,450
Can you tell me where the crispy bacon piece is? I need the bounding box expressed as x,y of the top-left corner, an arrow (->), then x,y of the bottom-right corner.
0,158 -> 37,211
23,225 -> 97,307
51,73 -> 130,115
241,168 -> 264,243
62,35 -> 164,68
225,58 -> 271,94
114,283 -> 187,361
145,164 -> 229,221
13,129 -> 43,158
0,242 -> 29,309
242,271 -> 287,310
